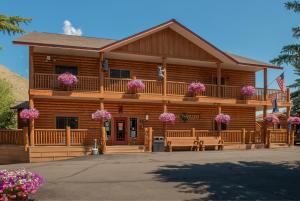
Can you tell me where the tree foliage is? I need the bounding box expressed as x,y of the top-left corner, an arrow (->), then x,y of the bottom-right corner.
0,14 -> 31,35
0,79 -> 16,128
271,1 -> 300,115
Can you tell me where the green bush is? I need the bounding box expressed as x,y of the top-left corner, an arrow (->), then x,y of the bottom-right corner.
0,79 -> 16,128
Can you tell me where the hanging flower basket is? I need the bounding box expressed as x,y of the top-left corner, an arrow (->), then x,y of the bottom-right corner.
188,82 -> 205,96
215,114 -> 231,124
20,108 -> 39,121
240,86 -> 256,98
0,169 -> 45,201
57,72 -> 78,89
264,114 -> 280,125
288,116 -> 300,125
92,110 -> 112,121
159,112 -> 176,124
127,79 -> 145,94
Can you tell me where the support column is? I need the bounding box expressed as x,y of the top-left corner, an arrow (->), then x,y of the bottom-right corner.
163,101 -> 168,136
217,104 -> 221,133
217,63 -> 221,98
29,46 -> 34,89
263,67 -> 268,145
286,88 -> 292,146
29,98 -> 35,146
99,52 -> 104,93
162,57 -> 167,96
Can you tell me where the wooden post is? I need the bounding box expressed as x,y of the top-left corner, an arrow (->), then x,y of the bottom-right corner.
162,57 -> 167,96
217,63 -> 221,98
66,126 -> 71,146
291,130 -> 295,146
23,127 -> 29,150
99,52 -> 104,93
266,130 -> 271,148
29,98 -> 35,146
148,127 -> 153,152
29,46 -> 34,89
286,90 -> 291,146
163,101 -> 167,136
101,126 -> 106,153
263,68 -> 268,101
242,128 -> 246,144
191,128 -> 195,137
217,104 -> 221,135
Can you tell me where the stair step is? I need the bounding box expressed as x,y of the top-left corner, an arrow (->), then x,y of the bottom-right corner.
105,145 -> 145,154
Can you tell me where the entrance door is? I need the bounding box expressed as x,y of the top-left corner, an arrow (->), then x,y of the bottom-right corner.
113,117 -> 128,145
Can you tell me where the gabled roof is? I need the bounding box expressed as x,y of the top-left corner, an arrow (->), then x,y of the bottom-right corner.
13,19 -> 283,69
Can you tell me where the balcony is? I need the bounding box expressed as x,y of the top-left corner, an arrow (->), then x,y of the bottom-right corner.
33,73 -> 288,103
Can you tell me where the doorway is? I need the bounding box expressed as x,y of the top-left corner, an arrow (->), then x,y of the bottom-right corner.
113,117 -> 128,145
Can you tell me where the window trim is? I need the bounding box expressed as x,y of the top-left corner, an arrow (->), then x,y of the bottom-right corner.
129,117 -> 138,138
55,116 -> 80,129
109,68 -> 131,79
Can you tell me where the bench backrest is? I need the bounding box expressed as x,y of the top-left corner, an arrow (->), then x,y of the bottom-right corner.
199,136 -> 222,144
166,137 -> 197,146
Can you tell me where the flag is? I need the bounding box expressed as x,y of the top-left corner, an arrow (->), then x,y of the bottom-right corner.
276,73 -> 286,91
272,93 -> 279,113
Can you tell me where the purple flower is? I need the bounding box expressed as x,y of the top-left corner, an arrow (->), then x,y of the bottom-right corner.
127,79 -> 145,91
92,110 -> 112,121
159,112 -> 176,124
240,85 -> 256,96
20,109 -> 39,120
264,114 -> 280,124
188,82 -> 205,94
288,117 -> 300,125
215,114 -> 231,124
57,72 -> 78,87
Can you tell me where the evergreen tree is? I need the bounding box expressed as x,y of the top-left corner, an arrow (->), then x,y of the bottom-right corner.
0,14 -> 31,35
271,1 -> 300,115
0,79 -> 16,128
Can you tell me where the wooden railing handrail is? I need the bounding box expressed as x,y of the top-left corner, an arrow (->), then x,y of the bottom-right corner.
34,73 -> 99,79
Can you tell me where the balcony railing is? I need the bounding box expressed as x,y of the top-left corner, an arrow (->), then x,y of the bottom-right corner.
33,74 -> 288,102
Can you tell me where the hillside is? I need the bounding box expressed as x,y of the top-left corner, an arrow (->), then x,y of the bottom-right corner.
0,64 -> 28,102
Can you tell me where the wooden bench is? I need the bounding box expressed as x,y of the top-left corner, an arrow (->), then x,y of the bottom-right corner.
166,137 -> 199,152
199,136 -> 224,151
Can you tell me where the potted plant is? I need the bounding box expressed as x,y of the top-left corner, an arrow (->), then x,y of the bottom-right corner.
127,79 -> 145,94
0,169 -> 44,201
188,82 -> 205,97
20,108 -> 39,121
264,114 -> 280,130
240,85 -> 256,100
159,112 -> 176,124
92,110 -> 112,122
215,114 -> 231,125
57,72 -> 78,90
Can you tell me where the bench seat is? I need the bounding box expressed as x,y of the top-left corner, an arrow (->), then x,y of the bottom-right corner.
199,136 -> 224,151
166,137 -> 199,152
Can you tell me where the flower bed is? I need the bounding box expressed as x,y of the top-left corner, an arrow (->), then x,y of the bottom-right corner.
159,112 -> 176,124
240,85 -> 256,97
92,110 -> 112,121
20,109 -> 39,120
57,72 -> 78,87
188,82 -> 205,96
215,114 -> 231,124
127,79 -> 145,93
0,169 -> 44,200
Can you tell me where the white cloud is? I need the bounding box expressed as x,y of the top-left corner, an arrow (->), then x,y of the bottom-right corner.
63,20 -> 82,36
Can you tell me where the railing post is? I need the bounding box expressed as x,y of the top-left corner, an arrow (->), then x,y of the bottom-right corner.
101,126 -> 106,153
266,130 -> 271,148
217,63 -> 221,98
23,127 -> 29,150
144,128 -> 148,151
99,52 -> 104,93
148,127 -> 153,152
291,130 -> 295,146
191,128 -> 195,137
242,128 -> 246,144
162,57 -> 167,96
66,126 -> 71,146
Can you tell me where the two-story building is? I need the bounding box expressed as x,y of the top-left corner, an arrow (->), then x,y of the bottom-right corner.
12,19 -> 291,156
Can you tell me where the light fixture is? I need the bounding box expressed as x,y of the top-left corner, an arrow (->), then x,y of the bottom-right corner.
140,113 -> 149,128
45,56 -> 51,62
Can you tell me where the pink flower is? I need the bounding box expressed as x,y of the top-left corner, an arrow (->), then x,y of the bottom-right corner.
264,114 -> 280,124
188,82 -> 205,94
159,112 -> 176,124
127,79 -> 145,91
57,72 -> 78,87
241,85 -> 256,96
215,114 -> 231,124
288,117 -> 300,125
92,110 -> 112,121
19,109 -> 39,120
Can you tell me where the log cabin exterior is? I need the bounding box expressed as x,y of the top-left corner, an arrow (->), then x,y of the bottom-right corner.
2,19 -> 292,161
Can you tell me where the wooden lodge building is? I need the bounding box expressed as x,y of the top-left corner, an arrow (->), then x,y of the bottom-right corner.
0,19 -> 293,162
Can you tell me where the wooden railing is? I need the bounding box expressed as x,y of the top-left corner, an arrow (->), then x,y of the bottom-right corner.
0,129 -> 24,145
220,85 -> 241,99
34,73 -> 100,91
220,130 -> 244,144
34,129 -> 66,146
141,80 -> 162,94
165,130 -> 192,137
245,130 -> 263,144
166,81 -> 189,96
104,78 -> 131,93
268,129 -> 288,144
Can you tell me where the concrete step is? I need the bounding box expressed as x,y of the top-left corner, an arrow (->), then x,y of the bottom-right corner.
105,145 -> 145,154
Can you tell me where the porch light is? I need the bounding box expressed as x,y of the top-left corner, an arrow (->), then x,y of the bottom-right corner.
145,113 -> 149,121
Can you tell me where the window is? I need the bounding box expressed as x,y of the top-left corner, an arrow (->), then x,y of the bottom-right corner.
55,65 -> 78,75
56,117 -> 78,129
110,69 -> 130,78
130,118 -> 138,138
104,120 -> 111,139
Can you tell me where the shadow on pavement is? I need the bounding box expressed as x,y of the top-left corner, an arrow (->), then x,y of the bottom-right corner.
151,161 -> 300,201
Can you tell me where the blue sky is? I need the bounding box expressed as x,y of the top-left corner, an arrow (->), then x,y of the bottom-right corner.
0,0 -> 298,89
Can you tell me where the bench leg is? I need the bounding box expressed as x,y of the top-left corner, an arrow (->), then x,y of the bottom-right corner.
201,146 -> 205,151
169,146 -> 172,152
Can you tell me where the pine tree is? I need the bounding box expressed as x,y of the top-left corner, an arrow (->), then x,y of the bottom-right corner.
0,14 -> 31,35
271,1 -> 300,115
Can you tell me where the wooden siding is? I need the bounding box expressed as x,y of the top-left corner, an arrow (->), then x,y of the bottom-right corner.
34,99 -> 256,144
33,52 -> 100,76
113,28 -> 220,62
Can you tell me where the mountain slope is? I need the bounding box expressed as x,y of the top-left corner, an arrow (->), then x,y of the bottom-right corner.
0,64 -> 28,102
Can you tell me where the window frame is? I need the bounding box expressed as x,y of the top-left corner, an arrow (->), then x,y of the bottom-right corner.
55,116 -> 79,129
109,69 -> 131,79
129,118 -> 138,138
55,65 -> 79,75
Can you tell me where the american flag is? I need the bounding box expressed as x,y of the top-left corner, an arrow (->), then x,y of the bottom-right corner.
276,73 -> 286,91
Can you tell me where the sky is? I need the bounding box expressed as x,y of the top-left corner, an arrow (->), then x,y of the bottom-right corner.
0,0 -> 299,89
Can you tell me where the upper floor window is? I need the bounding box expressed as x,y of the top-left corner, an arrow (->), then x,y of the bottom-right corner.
55,65 -> 78,75
56,116 -> 79,129
110,69 -> 130,78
